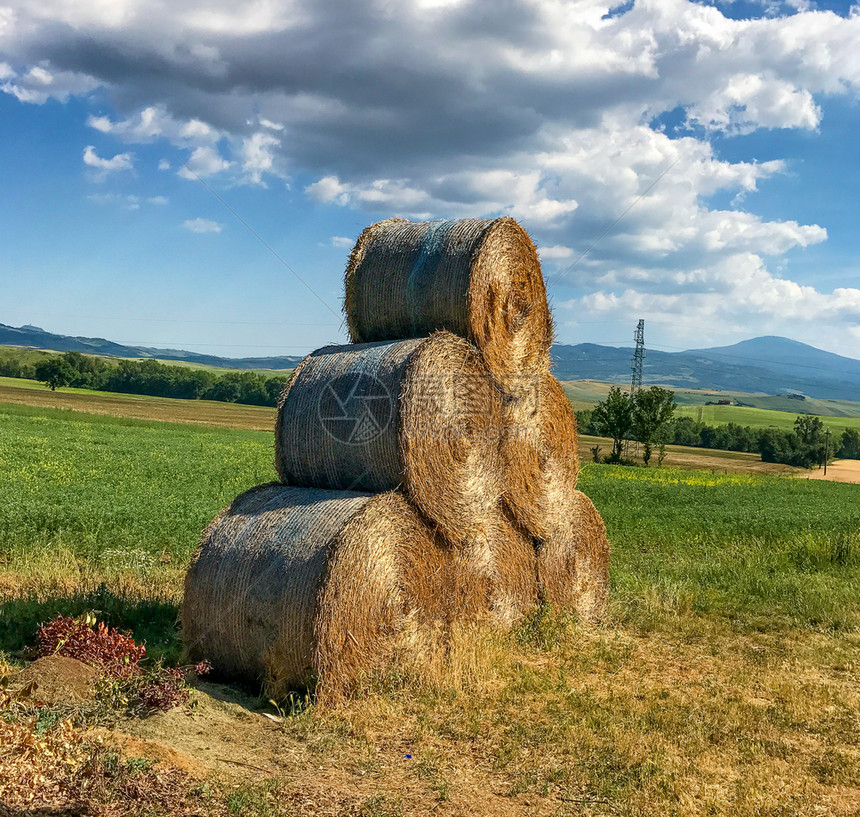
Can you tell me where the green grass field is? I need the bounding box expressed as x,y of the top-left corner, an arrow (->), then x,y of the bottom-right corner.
2,400 -> 857,644
3,398 -> 860,814
673,402 -> 860,432
0,403 -> 275,565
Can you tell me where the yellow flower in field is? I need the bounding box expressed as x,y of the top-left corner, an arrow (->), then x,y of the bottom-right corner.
591,465 -> 758,488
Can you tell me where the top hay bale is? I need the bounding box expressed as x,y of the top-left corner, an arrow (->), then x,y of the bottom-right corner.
344,218 -> 554,390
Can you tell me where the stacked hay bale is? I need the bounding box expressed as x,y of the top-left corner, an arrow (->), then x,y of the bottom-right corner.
183,216 -> 609,703
344,218 -> 610,619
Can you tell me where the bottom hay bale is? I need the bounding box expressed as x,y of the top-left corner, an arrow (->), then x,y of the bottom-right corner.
536,490 -> 610,620
183,484 -> 538,703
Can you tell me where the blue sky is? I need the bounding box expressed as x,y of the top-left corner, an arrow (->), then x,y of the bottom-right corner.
1,0 -> 858,359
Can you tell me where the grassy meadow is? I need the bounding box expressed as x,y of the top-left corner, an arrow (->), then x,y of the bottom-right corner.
2,397 -> 860,814
673,402 -> 860,432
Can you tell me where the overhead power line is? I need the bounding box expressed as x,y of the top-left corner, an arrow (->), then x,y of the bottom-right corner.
181,163 -> 341,321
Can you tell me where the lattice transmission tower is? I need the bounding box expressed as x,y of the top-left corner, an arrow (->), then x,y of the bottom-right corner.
631,319 -> 645,394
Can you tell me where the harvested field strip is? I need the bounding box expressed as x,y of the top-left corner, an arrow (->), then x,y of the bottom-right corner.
0,382 -> 275,429
0,381 -> 816,476
577,433 -> 799,475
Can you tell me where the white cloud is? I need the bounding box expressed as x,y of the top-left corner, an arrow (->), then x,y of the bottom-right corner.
157,159 -> 170,171
330,236 -> 354,248
240,131 -> 280,185
177,146 -> 232,179
1,62 -> 98,103
87,106 -> 219,145
563,253 -> 860,353
183,217 -> 223,234
82,145 -> 134,179
540,245 -> 574,261
2,0 -> 860,346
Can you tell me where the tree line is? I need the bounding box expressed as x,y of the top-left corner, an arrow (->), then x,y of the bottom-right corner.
577,386 -> 860,468
1,351 -> 288,407
4,350 -> 858,462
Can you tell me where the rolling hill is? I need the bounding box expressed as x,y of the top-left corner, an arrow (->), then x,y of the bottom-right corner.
2,322 -> 859,401
550,336 -> 860,401
0,323 -> 303,370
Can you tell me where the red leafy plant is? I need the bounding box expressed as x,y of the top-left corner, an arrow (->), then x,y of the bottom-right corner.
138,660 -> 212,712
36,614 -> 146,679
35,614 -> 211,713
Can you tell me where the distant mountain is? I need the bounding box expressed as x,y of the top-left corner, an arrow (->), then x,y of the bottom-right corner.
0,323 -> 303,370
3,322 -> 859,401
689,336 -> 860,380
550,336 -> 860,401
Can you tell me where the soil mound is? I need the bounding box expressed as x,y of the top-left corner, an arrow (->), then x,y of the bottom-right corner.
14,655 -> 99,704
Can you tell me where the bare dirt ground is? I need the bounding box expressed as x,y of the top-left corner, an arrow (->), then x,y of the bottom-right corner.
577,435 -> 798,476
9,622 -> 856,817
805,459 -> 860,484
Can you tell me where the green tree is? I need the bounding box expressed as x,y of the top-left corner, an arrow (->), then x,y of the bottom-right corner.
794,415 -> 825,468
632,386 -> 676,466
838,428 -> 860,460
592,386 -> 634,461
34,357 -> 76,391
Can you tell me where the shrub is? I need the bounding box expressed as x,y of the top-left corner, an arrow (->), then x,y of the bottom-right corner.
36,614 -> 146,679
34,614 -> 211,713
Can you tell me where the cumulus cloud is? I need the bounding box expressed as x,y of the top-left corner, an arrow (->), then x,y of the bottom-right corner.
2,0 -> 859,345
239,131 -> 281,184
1,63 -> 97,103
563,253 -> 860,352
87,106 -> 219,145
177,146 -> 231,179
183,217 -> 223,233
82,145 -> 134,179
330,236 -> 354,248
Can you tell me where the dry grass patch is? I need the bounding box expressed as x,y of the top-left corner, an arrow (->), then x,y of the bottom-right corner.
4,570 -> 859,815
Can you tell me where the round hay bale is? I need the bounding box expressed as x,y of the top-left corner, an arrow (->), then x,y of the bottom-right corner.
183,483 -> 370,695
537,490 -> 609,621
182,485 -> 504,703
275,331 -> 504,547
344,218 -> 554,391
503,373 -> 579,542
